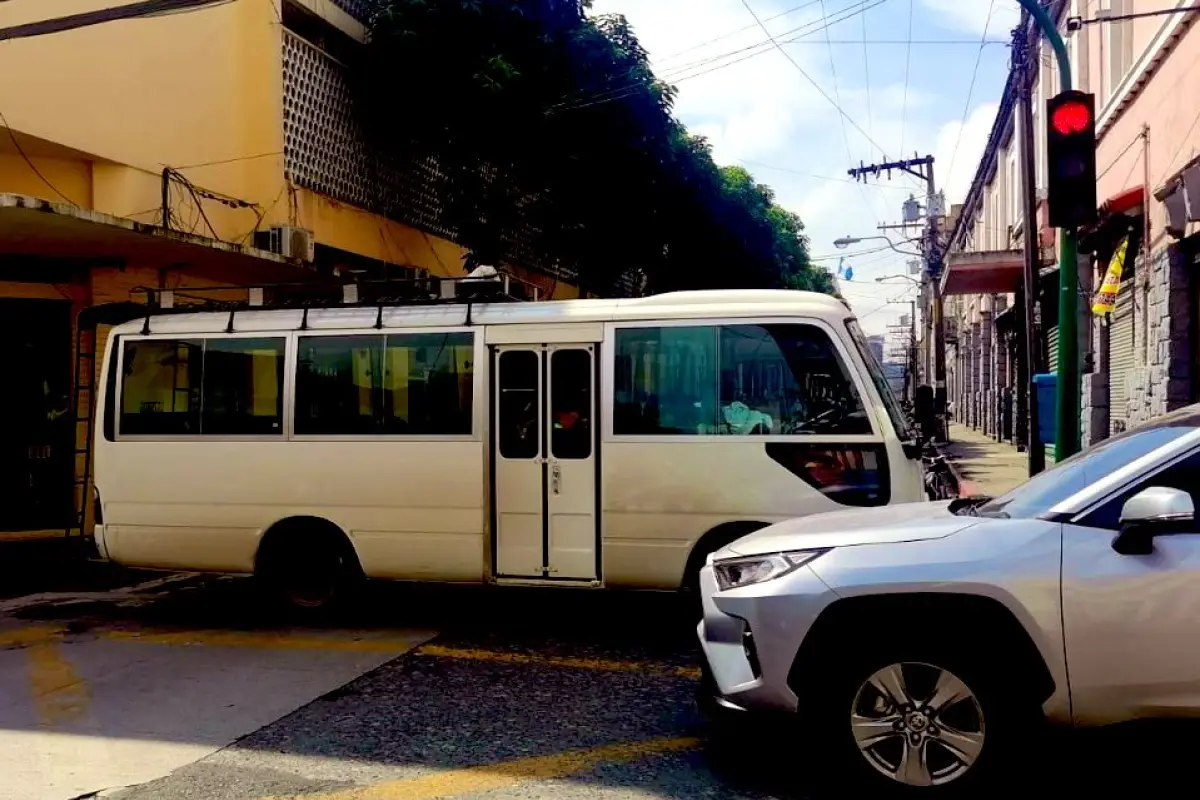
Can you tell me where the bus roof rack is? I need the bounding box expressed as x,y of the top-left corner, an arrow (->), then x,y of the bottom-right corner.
118,267 -> 544,335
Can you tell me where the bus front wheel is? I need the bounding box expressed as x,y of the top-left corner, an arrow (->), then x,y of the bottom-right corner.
255,519 -> 362,617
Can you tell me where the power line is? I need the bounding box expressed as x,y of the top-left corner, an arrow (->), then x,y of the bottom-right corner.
653,0 -> 825,65
555,0 -> 884,113
897,0 -> 914,159
0,0 -> 231,43
738,0 -> 892,161
0,0 -> 233,208
945,0 -> 998,186
860,4 -> 874,138
0,109 -> 76,205
740,0 -> 894,227
553,0 -> 886,114
739,158 -> 913,189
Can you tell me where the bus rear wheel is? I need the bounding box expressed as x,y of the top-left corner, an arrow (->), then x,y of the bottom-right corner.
256,520 -> 361,618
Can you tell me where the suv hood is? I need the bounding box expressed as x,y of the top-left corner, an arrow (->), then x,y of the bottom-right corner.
718,501 -> 980,559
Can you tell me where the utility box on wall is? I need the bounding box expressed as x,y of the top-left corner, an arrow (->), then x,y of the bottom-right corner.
1034,373 -> 1057,445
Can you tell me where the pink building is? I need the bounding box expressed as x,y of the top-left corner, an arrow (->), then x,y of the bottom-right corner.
943,0 -> 1200,455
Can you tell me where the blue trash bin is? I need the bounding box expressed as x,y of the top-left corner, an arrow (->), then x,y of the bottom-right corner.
1033,373 -> 1057,446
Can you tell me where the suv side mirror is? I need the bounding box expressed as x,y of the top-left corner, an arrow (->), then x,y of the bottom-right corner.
1111,486 -> 1195,556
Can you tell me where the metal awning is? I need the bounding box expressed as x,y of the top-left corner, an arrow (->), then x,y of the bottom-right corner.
0,193 -> 314,285
940,249 -> 1024,296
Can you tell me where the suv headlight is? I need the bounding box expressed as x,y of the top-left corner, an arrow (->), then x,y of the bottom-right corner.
712,550 -> 828,591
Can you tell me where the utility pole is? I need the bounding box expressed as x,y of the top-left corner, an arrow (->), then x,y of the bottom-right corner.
887,298 -> 918,403
1013,17 -> 1046,476
910,299 -> 917,404
851,155 -> 948,439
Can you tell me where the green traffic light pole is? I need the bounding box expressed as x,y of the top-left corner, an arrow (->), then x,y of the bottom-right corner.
1017,0 -> 1080,462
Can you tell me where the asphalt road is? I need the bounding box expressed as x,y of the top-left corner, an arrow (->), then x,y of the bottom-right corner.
2,573 -> 1199,799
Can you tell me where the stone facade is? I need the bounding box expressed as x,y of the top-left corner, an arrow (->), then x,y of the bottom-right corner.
1126,246 -> 1193,428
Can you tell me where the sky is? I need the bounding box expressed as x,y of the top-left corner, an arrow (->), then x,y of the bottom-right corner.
588,0 -> 1020,356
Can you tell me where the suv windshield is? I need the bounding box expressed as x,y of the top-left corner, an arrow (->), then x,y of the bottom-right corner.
976,423 -> 1198,519
846,319 -> 914,441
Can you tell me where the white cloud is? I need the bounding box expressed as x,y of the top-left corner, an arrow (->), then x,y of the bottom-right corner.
934,100 -> 999,206
920,0 -> 1020,36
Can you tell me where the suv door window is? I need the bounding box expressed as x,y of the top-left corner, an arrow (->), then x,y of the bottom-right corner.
1077,449 -> 1200,531
976,425 -> 1195,519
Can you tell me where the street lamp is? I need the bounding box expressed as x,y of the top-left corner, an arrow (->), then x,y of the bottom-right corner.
833,235 -> 922,258
838,236 -> 946,440
875,274 -> 921,285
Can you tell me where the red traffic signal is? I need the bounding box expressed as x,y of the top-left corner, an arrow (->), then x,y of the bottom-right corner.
1045,90 -> 1097,228
1051,100 -> 1092,135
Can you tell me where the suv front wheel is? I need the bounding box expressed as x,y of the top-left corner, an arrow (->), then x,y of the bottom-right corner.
811,644 -> 1035,795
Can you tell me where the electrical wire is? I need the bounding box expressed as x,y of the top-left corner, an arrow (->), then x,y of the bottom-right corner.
739,0 -> 893,228
551,0 -> 887,114
897,0 -> 914,159
945,0 -> 998,187
739,158 -> 913,190
653,0 -> 825,65
0,0 -> 232,43
738,0 -> 892,163
1096,129 -> 1144,180
0,108 -> 77,205
172,151 -> 283,170
554,2 -> 883,115
860,2 -> 874,139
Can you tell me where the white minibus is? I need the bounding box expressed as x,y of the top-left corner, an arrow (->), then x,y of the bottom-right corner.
91,286 -> 924,611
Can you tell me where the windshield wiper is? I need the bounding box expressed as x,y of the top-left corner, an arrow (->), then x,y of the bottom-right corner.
949,495 -> 992,516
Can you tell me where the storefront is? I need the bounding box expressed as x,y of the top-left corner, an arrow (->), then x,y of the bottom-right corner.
0,193 -> 312,539
1080,187 -> 1145,441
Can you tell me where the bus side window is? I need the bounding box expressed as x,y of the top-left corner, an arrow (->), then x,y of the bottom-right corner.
612,323 -> 870,437
119,339 -> 203,435
118,337 -> 285,437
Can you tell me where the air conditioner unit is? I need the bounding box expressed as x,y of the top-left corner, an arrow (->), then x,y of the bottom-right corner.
261,225 -> 315,263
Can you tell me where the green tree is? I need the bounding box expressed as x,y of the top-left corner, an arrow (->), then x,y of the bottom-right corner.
355,0 -> 833,297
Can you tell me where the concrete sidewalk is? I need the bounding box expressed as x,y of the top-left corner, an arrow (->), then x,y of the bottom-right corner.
940,424 -> 1031,497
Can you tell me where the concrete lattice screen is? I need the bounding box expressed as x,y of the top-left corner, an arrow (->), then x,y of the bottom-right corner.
280,29 -> 589,287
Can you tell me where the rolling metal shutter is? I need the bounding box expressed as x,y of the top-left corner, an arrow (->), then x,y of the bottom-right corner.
1046,326 -> 1059,372
1108,286 -> 1136,436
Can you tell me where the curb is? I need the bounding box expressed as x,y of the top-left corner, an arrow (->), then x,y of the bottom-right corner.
931,441 -> 973,496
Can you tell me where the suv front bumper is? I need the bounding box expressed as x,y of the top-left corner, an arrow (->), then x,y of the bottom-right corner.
695,561 -> 837,714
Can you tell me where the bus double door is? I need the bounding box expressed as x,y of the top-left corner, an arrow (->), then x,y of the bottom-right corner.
492,344 -> 598,581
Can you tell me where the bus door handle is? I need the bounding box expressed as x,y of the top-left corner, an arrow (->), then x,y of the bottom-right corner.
550,462 -> 562,495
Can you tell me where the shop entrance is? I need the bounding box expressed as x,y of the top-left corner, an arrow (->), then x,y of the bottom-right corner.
0,298 -> 73,532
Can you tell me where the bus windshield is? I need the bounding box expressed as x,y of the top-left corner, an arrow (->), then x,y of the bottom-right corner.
846,319 -> 915,441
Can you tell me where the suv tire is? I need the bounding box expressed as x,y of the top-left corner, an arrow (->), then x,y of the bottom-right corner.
807,640 -> 1038,796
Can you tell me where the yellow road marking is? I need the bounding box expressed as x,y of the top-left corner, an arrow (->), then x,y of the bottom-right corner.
414,644 -> 703,679
101,628 -> 428,654
0,625 -> 63,648
281,735 -> 702,800
27,640 -> 90,727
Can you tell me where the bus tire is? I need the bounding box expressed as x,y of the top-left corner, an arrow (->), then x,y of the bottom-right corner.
255,518 -> 363,619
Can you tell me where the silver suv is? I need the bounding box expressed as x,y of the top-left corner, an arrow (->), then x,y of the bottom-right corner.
697,406 -> 1200,795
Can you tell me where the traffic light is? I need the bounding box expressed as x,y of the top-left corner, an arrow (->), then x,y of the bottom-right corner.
1046,90 -> 1098,228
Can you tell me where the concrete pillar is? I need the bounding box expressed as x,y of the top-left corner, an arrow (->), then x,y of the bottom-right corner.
979,310 -> 994,435
964,325 -> 975,427
971,321 -> 982,429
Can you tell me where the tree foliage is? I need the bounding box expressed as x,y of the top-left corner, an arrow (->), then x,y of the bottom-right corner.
356,0 -> 834,296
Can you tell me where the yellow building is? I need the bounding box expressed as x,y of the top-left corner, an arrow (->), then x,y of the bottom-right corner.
0,0 -> 575,538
